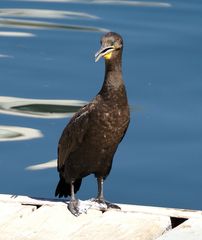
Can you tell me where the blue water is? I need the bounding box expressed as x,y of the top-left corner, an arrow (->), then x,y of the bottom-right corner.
0,0 -> 202,210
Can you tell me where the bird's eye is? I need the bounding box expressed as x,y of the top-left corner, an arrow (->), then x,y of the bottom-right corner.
110,40 -> 115,46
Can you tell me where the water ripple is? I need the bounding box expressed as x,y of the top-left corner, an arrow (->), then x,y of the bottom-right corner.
93,0 -> 171,7
20,0 -> 172,8
26,159 -> 57,170
0,31 -> 35,37
0,8 -> 99,20
0,53 -> 14,58
0,125 -> 43,141
0,18 -> 109,32
0,96 -> 87,118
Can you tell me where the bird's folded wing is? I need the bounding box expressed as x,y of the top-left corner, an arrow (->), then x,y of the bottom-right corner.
119,118 -> 130,143
57,103 -> 94,171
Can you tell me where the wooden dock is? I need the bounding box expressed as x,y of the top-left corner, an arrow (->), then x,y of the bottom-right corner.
0,194 -> 202,240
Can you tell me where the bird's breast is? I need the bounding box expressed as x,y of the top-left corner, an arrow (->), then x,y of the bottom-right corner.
88,103 -> 129,148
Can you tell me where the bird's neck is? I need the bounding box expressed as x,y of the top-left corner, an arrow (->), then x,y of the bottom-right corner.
105,54 -> 122,73
101,55 -> 124,92
99,54 -> 128,105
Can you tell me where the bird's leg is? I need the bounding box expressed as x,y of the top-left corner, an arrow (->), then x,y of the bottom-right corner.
68,180 -> 81,217
93,177 -> 121,211
97,176 -> 104,201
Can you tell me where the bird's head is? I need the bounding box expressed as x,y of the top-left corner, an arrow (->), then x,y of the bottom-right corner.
95,32 -> 123,63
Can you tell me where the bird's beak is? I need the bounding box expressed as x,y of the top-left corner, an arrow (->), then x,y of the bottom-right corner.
95,46 -> 115,62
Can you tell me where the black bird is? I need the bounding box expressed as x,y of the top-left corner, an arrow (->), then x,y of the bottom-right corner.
55,32 -> 130,216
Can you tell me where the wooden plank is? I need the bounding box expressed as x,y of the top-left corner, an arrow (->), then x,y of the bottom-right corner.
0,203 -> 171,240
0,202 -> 23,225
0,194 -> 202,219
0,202 -> 36,225
68,211 -> 171,240
1,194 -> 202,239
0,205 -> 102,240
0,205 -> 37,231
156,217 -> 202,240
119,204 -> 202,219
0,194 -> 65,207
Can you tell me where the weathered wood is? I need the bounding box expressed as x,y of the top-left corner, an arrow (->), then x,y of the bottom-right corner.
0,194 -> 65,207
156,217 -> 202,240
1,194 -> 202,240
1,205 -> 100,240
0,194 -> 202,219
120,204 -> 202,220
0,202 -> 24,224
0,202 -> 36,225
67,211 -> 171,240
0,204 -> 171,240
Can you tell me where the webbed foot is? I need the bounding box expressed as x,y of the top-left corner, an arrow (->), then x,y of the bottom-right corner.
91,198 -> 121,212
105,201 -> 121,210
68,199 -> 86,217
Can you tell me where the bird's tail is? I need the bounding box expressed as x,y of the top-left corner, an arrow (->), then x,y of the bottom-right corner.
55,177 -> 82,198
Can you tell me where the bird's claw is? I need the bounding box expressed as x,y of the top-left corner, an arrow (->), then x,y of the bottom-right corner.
105,201 -> 121,210
68,198 -> 121,216
90,198 -> 121,211
68,199 -> 89,216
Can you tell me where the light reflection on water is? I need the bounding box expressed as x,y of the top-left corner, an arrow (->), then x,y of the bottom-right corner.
0,125 -> 43,141
0,53 -> 14,58
88,0 -> 171,8
0,1 -> 171,32
26,159 -> 57,170
18,0 -> 171,8
0,9 -> 99,20
0,18 -> 109,32
0,96 -> 87,118
0,31 -> 35,37
0,7 -> 109,32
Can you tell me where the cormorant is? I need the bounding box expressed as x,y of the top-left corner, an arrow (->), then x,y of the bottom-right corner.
55,32 -> 130,216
